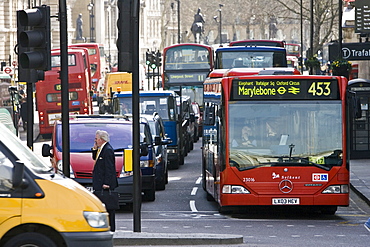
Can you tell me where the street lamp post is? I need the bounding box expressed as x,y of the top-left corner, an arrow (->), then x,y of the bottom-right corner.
218,4 -> 223,44
214,4 -> 224,45
107,4 -> 111,69
87,0 -> 95,42
176,0 -> 180,43
300,0 -> 303,74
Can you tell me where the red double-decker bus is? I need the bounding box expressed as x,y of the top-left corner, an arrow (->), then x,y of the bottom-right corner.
203,72 -> 355,214
36,48 -> 93,135
69,43 -> 107,99
162,43 -> 214,106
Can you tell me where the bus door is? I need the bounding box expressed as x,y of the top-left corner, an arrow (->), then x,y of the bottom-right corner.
348,79 -> 370,159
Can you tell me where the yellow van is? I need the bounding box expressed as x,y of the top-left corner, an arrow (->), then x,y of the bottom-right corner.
0,123 -> 113,247
97,72 -> 132,114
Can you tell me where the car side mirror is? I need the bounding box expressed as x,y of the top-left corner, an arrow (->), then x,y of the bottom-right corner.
162,137 -> 172,145
190,113 -> 195,122
154,136 -> 161,145
140,143 -> 149,156
13,161 -> 26,189
42,144 -> 53,157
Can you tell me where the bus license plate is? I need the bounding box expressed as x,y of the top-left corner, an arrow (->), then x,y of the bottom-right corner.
272,198 -> 300,205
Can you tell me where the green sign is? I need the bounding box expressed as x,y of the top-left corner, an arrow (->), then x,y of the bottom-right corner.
232,79 -> 340,100
54,84 -> 61,91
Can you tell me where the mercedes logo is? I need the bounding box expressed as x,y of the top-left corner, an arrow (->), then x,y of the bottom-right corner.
279,180 -> 293,193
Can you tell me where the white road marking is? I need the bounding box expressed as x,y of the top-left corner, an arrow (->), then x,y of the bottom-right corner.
168,177 -> 182,181
191,187 -> 198,195
195,177 -> 202,184
190,200 -> 198,212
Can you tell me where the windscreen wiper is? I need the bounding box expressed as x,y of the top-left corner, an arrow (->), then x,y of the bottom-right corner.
261,159 -> 330,171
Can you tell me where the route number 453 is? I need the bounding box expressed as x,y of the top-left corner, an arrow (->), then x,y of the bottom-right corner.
308,82 -> 331,96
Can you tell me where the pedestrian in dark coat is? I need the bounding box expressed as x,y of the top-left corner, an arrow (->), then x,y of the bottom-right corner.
92,130 -> 118,231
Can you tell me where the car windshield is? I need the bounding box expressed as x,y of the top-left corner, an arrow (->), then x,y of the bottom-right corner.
228,101 -> 342,171
118,96 -> 176,121
56,122 -> 139,152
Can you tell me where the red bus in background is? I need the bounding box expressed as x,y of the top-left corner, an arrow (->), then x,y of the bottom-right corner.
162,43 -> 214,107
69,43 -> 107,99
285,43 -> 301,57
229,39 -> 285,47
285,43 -> 301,69
203,72 -> 352,214
36,48 -> 93,135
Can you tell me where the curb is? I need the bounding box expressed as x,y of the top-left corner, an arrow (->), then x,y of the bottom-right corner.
350,173 -> 370,207
113,232 -> 244,246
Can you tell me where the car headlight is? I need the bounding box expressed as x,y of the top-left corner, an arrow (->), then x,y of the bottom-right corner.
167,149 -> 177,154
222,185 -> 250,194
57,160 -> 75,178
140,160 -> 149,167
322,185 -> 349,194
83,211 -> 109,228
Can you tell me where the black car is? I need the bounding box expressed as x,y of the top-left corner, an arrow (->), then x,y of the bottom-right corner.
176,95 -> 196,153
141,113 -> 172,190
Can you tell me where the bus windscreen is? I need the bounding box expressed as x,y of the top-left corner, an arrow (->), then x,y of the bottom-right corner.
217,50 -> 286,69
164,45 -> 211,70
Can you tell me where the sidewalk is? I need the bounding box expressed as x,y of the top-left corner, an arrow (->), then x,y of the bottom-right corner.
349,159 -> 370,206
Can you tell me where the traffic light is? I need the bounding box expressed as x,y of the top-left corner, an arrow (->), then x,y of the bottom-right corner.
150,51 -> 157,69
17,5 -> 51,71
156,51 -> 162,67
146,50 -> 152,66
117,0 -> 132,72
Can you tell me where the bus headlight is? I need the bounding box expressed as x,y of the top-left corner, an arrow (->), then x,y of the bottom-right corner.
222,185 -> 250,194
83,211 -> 109,228
322,185 -> 349,194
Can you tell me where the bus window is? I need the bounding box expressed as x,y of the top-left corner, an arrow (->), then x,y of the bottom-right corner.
51,54 -> 77,67
46,92 -> 78,102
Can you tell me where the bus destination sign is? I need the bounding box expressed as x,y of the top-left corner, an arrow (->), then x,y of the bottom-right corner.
232,79 -> 339,100
167,71 -> 208,85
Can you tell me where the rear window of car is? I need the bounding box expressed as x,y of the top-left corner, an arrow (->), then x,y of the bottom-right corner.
56,122 -> 133,152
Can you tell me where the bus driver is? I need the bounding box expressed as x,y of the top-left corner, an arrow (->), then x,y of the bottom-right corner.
232,125 -> 257,147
